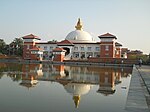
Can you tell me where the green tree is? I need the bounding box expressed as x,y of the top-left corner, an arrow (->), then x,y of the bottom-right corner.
147,53 -> 150,64
9,38 -> 23,56
3,45 -> 10,55
48,39 -> 57,43
0,39 -> 6,54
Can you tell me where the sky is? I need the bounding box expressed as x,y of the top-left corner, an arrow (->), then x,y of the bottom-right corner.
0,0 -> 150,54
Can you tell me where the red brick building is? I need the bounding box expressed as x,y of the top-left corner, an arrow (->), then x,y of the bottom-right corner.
22,34 -> 43,61
98,33 -> 122,58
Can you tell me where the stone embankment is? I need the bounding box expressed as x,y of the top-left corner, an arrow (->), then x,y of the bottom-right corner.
125,65 -> 150,112
0,58 -> 133,67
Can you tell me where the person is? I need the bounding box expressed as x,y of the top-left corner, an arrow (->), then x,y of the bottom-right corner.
139,58 -> 142,67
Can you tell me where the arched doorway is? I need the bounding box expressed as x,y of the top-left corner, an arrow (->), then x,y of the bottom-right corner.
63,47 -> 70,56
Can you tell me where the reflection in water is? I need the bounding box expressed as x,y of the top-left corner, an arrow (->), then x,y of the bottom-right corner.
62,82 -> 91,108
0,63 -> 132,109
20,64 -> 42,89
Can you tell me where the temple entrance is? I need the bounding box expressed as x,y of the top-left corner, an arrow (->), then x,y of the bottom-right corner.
63,47 -> 70,56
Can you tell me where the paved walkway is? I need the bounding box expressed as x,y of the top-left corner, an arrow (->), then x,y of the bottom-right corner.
137,65 -> 150,110
138,66 -> 150,95
125,65 -> 150,112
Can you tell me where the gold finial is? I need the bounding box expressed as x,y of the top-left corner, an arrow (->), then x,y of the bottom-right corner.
75,18 -> 83,30
73,95 -> 80,108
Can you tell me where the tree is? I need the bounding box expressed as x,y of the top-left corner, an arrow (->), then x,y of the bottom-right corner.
9,38 -> 23,56
147,53 -> 150,65
0,39 -> 6,54
3,45 -> 9,55
48,39 -> 57,43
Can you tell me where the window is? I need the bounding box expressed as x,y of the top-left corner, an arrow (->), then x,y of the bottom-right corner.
95,47 -> 100,51
105,45 -> 109,51
87,47 -> 92,51
31,51 -> 37,54
74,47 -> 78,50
94,52 -> 99,57
43,51 -> 48,55
87,52 -> 93,58
50,46 -> 53,50
73,52 -> 79,58
44,46 -> 47,50
81,47 -> 84,51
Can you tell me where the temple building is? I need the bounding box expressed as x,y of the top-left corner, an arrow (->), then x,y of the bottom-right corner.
22,18 -> 126,61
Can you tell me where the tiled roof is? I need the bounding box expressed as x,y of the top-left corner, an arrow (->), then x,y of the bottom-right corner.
22,34 -> 41,40
53,47 -> 66,52
98,33 -> 117,39
73,42 -> 100,44
36,42 -> 57,44
115,42 -> 122,46
57,40 -> 74,46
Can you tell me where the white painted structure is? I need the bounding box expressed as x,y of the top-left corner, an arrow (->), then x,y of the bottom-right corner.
36,18 -> 100,60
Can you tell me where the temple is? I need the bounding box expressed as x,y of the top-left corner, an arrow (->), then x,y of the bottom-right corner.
22,18 -> 127,61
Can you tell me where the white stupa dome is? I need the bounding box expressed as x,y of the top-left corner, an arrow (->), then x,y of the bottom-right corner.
66,30 -> 95,43
64,83 -> 91,96
65,18 -> 95,43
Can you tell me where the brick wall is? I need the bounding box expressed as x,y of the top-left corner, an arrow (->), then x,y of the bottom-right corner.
100,42 -> 115,58
53,54 -> 65,62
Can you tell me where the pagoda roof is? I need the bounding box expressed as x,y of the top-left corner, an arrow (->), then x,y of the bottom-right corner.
57,40 -> 74,46
98,33 -> 117,39
22,34 -> 41,40
115,42 -> 122,46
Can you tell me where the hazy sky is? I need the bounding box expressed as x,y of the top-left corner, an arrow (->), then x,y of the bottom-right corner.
0,0 -> 150,54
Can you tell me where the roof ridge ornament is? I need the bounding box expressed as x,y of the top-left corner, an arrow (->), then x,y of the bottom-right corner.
75,18 -> 83,30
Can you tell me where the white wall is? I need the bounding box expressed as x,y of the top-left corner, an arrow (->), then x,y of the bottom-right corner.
36,43 -> 101,59
72,43 -> 100,58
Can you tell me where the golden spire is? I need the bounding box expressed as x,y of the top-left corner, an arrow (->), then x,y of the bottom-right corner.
75,18 -> 83,30
73,95 -> 80,108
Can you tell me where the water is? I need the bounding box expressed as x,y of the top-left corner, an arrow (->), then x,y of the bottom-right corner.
0,63 -> 132,112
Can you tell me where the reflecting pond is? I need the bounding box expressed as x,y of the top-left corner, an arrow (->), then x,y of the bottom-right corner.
0,63 -> 132,112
